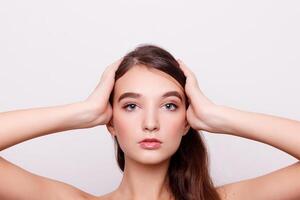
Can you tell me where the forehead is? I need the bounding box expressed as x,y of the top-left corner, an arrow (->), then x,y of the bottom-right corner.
114,65 -> 185,99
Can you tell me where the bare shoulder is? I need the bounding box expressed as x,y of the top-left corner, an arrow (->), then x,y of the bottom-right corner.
216,186 -> 228,200
42,178 -> 96,200
61,186 -> 117,200
0,156 -> 95,200
39,180 -> 114,200
0,156 -> 119,200
86,191 -> 115,200
215,161 -> 300,200
216,179 -> 260,200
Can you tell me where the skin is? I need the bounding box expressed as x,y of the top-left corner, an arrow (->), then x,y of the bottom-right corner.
104,65 -> 190,200
1,58 -> 300,200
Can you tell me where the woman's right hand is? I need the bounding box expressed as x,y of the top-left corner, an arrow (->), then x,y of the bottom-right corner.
83,58 -> 122,127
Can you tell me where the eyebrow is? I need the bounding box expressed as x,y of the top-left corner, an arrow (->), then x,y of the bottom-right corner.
117,91 -> 183,103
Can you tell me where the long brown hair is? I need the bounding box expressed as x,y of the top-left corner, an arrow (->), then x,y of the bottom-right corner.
109,44 -> 221,200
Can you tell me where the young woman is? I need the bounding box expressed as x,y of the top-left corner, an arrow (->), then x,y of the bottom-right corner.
0,45 -> 299,200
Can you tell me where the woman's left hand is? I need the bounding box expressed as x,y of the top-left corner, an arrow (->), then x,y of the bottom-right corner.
177,59 -> 223,133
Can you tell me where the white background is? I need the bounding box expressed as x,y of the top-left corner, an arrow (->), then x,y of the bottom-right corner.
0,0 -> 299,196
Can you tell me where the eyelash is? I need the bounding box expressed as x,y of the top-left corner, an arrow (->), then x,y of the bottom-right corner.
122,103 -> 178,112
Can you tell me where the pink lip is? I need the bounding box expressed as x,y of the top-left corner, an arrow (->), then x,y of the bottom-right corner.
139,141 -> 161,150
139,138 -> 162,143
138,138 -> 162,150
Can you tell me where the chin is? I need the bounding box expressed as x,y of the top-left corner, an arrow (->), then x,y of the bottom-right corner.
129,150 -> 174,165
136,157 -> 170,166
121,143 -> 179,165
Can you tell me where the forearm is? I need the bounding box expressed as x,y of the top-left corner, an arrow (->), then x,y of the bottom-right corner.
211,105 -> 300,160
0,101 -> 95,151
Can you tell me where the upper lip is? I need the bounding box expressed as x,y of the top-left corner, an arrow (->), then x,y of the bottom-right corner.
139,138 -> 162,143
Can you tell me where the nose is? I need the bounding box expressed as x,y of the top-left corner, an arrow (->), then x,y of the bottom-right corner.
142,108 -> 160,132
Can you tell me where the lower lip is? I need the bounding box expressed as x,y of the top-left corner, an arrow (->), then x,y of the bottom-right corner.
139,142 -> 161,149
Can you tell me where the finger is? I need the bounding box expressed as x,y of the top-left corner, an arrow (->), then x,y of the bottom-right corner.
108,58 -> 123,73
89,58 -> 123,101
102,58 -> 122,86
177,59 -> 194,77
101,58 -> 123,81
177,59 -> 199,87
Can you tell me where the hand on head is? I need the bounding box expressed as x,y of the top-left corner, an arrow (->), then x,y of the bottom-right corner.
81,57 -> 220,133
177,59 -> 220,133
84,58 -> 122,127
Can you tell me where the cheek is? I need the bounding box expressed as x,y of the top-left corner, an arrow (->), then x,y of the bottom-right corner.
159,111 -> 186,150
161,110 -> 186,134
112,108 -> 186,142
111,110 -> 138,152
111,109 -> 186,162
113,109 -> 139,133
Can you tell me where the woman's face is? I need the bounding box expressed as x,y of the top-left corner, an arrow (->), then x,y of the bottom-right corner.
107,65 -> 190,165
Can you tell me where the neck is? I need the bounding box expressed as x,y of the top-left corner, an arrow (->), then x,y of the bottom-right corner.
115,156 -> 173,200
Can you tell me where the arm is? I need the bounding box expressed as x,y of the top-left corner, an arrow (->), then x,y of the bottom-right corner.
212,105 -> 300,160
0,58 -> 122,151
0,101 -> 98,151
210,105 -> 300,200
0,156 -> 91,200
177,59 -> 300,200
177,58 -> 300,159
0,59 -> 121,200
0,102 -> 100,200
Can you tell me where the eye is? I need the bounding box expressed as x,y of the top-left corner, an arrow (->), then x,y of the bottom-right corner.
123,103 -> 137,112
122,103 -> 178,112
164,103 -> 178,111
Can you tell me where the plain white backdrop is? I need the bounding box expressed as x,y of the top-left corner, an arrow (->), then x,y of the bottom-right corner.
0,0 -> 299,196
